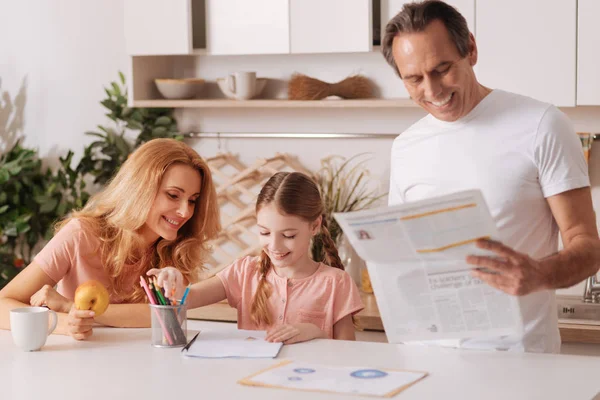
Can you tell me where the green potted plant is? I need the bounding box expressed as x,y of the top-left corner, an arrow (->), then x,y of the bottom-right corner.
311,153 -> 386,287
0,142 -> 85,288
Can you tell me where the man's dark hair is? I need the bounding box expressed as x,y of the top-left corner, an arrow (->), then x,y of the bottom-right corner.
382,0 -> 471,78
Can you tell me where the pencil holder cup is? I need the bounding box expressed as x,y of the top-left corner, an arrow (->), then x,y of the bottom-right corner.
149,304 -> 188,348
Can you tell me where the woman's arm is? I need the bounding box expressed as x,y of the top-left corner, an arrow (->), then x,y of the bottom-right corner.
333,315 -> 356,341
0,263 -> 74,335
147,268 -> 228,310
0,263 -> 146,333
93,303 -> 151,328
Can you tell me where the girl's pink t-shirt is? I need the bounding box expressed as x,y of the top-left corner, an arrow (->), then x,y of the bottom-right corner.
33,219 -> 138,303
216,256 -> 364,338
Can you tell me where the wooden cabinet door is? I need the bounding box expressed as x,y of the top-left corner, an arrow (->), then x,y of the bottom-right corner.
476,0 -> 576,106
205,0 -> 290,55
290,0 -> 372,54
577,0 -> 600,105
124,0 -> 193,55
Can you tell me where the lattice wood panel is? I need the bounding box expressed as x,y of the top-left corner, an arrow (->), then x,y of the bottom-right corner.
202,153 -> 311,277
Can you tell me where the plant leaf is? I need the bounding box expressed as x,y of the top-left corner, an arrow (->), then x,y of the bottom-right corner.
154,116 -> 172,126
39,198 -> 58,213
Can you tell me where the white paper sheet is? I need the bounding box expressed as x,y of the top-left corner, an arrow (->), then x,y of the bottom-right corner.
240,361 -> 427,397
182,329 -> 283,358
334,189 -> 523,343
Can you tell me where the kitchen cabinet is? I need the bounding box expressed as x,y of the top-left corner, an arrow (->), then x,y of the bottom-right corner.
206,0 -> 290,55
290,0 -> 372,54
125,0 -> 595,109
476,0 -> 576,107
124,0 -> 197,55
124,0 -> 288,56
577,0 -> 600,105
209,0 -> 374,55
125,0 -> 374,56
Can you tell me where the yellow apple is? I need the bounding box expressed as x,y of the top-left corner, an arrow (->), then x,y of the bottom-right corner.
74,280 -> 110,316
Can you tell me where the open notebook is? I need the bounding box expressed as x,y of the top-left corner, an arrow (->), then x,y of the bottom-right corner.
181,329 -> 283,359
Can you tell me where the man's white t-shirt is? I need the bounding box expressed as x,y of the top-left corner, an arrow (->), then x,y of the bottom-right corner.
388,89 -> 590,353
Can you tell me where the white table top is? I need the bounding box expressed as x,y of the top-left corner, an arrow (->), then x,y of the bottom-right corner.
2,320 -> 599,400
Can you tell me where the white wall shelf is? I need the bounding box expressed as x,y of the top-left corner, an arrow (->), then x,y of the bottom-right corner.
132,99 -> 416,108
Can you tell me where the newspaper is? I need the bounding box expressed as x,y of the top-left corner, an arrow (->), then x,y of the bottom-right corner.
334,189 -> 523,343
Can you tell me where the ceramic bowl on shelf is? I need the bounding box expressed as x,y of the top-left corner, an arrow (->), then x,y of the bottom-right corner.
216,77 -> 267,100
154,78 -> 205,99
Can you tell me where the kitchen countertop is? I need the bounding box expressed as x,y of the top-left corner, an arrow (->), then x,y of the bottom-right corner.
187,292 -> 600,345
3,319 -> 600,400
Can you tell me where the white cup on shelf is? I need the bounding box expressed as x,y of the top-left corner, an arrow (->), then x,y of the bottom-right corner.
225,71 -> 257,100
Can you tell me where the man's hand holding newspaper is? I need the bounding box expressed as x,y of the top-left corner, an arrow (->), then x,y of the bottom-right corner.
334,189 -> 523,343
467,238 -> 547,296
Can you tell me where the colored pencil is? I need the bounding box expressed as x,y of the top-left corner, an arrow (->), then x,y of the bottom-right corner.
152,277 -> 168,305
180,286 -> 191,306
139,276 -> 173,345
141,276 -> 157,305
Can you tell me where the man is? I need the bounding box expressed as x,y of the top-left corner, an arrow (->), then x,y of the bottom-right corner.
382,0 -> 600,352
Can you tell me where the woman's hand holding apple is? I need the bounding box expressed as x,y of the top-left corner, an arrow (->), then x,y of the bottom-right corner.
67,305 -> 95,340
146,267 -> 184,299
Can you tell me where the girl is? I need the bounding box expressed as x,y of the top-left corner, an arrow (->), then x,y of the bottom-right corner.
149,171 -> 364,344
0,139 -> 220,340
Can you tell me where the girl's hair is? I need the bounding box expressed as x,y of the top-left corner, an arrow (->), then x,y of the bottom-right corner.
56,138 -> 221,303
250,172 -> 344,326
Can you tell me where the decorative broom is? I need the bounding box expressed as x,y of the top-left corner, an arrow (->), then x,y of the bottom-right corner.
288,73 -> 374,100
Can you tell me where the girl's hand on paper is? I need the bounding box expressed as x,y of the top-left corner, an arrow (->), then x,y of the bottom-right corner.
67,305 -> 95,340
265,323 -> 326,344
30,284 -> 73,313
146,267 -> 184,299
467,238 -> 545,296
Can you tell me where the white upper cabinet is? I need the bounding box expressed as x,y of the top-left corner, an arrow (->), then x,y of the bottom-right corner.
577,0 -> 600,105
124,0 -> 193,55
380,1 -> 475,34
476,0 -> 576,107
290,0 -> 372,54
206,0 -> 289,55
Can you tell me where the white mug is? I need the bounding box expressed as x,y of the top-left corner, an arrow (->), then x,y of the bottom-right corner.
226,71 -> 257,100
10,307 -> 58,351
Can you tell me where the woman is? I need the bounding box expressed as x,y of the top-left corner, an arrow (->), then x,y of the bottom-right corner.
0,138 -> 220,340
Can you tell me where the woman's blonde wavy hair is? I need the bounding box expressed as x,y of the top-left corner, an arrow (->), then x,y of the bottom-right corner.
250,172 -> 345,327
56,138 -> 221,303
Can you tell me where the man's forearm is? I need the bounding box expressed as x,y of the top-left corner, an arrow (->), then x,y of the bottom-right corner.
541,236 -> 600,289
